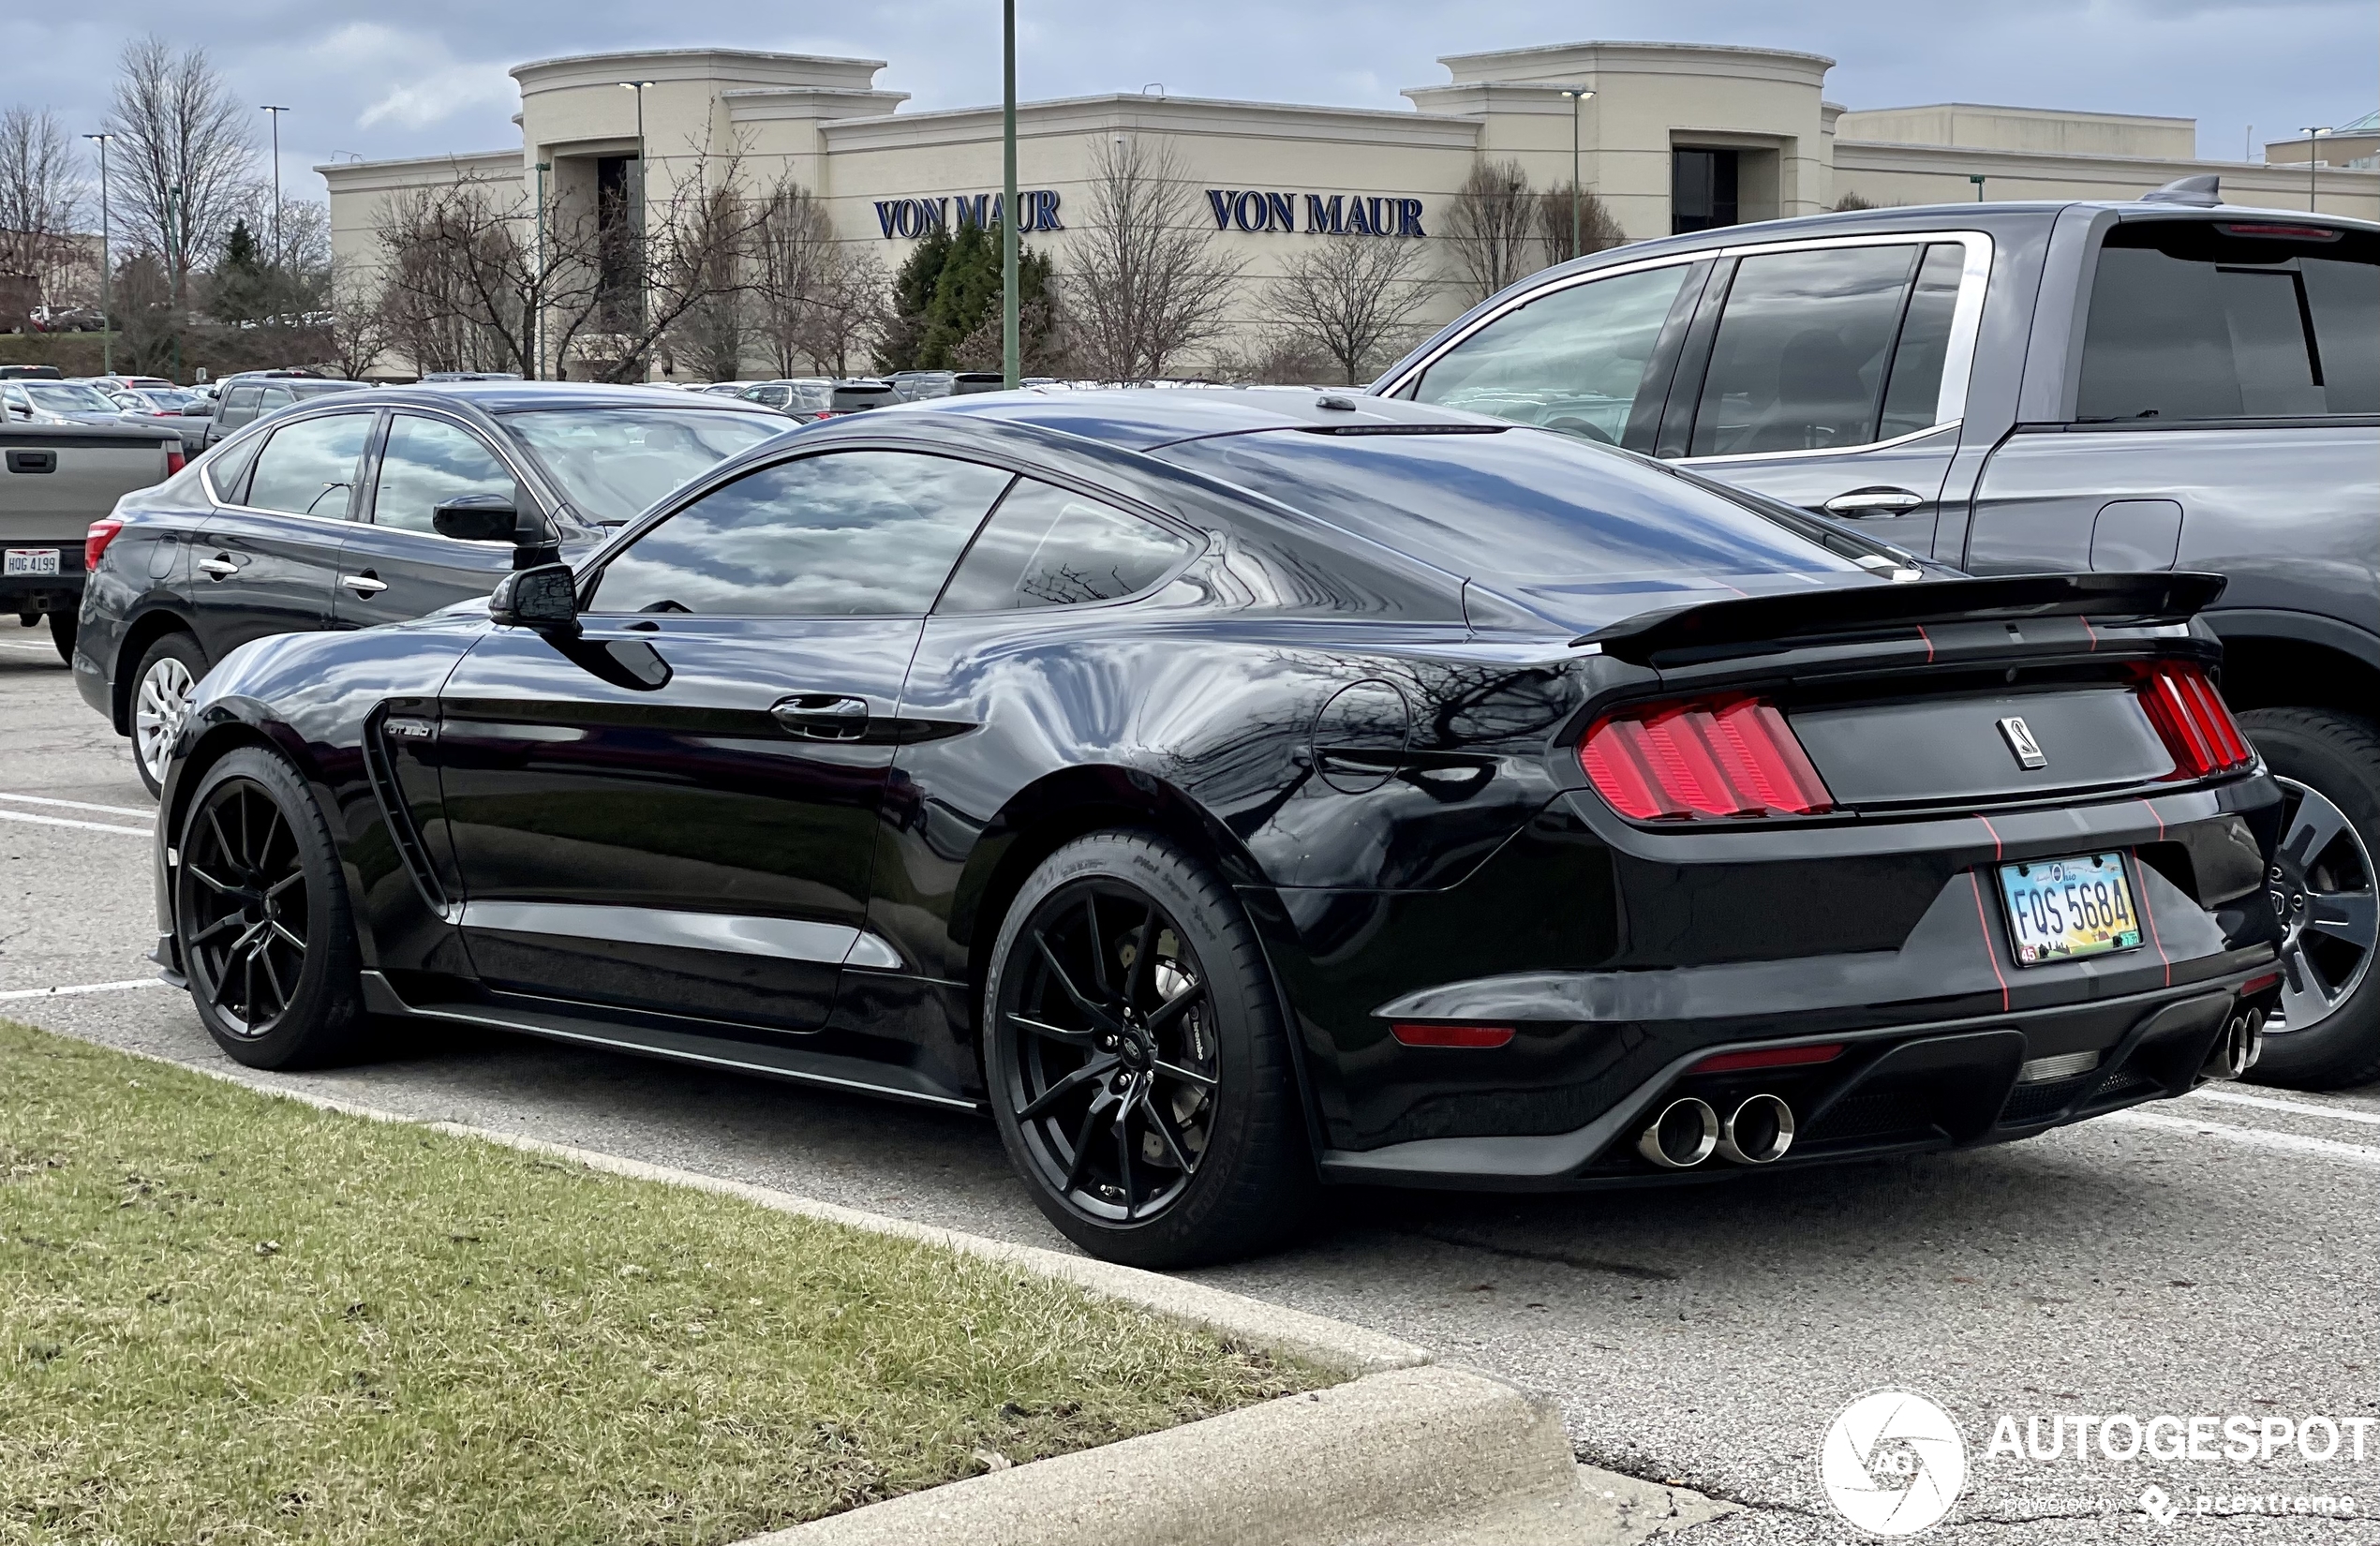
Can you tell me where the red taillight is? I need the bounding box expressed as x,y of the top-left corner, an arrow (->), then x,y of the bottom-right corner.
84,518 -> 124,572
1391,1022 -> 1515,1048
2240,973 -> 2282,996
1689,1043 -> 1845,1075
2135,662 -> 2254,780
1580,695 -> 1834,820
165,446 -> 185,475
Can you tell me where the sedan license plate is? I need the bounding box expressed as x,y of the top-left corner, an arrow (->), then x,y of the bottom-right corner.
4,548 -> 60,576
1998,852 -> 2144,967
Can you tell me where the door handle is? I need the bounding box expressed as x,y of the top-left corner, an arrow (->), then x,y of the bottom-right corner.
198,554 -> 239,578
771,694 -> 870,740
1822,487 -> 1925,515
341,572 -> 388,597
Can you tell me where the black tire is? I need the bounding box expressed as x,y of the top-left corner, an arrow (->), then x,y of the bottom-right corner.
129,631 -> 207,799
2238,707 -> 2380,1090
174,746 -> 369,1070
47,608 -> 73,665
984,831 -> 1315,1268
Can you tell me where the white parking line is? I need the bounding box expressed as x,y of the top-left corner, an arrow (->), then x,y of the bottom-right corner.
0,792 -> 155,819
2185,1087 -> 2380,1127
2103,1107 -> 2380,1169
0,977 -> 174,1003
0,810 -> 152,836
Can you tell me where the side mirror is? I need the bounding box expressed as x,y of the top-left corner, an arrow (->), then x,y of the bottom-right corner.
433,494 -> 524,543
489,562 -> 578,631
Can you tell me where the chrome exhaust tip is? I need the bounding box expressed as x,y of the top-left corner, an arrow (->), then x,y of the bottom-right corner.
1637,1097 -> 1719,1169
2238,1009 -> 2265,1075
2202,1013 -> 2259,1081
1716,1093 -> 1795,1166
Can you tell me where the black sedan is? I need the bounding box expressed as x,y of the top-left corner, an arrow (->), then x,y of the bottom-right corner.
148,390 -> 2286,1267
75,381 -> 791,794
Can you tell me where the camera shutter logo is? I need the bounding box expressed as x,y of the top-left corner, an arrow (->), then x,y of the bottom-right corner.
1820,1390 -> 1968,1537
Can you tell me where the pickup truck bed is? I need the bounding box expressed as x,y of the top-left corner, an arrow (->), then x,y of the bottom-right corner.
1,424 -> 181,658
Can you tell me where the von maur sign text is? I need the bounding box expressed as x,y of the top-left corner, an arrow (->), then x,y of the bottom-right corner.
1207,191 -> 1427,237
875,191 -> 1063,238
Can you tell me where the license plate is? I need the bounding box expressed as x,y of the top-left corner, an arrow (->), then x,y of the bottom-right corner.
4,548 -> 60,576
1997,852 -> 2144,967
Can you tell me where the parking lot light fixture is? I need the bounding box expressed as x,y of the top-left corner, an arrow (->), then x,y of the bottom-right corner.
260,106 -> 290,271
620,82 -> 657,362
1559,88 -> 1594,258
1970,173 -> 1987,201
2299,126 -> 2330,210
1002,0 -> 1019,389
82,132 -> 113,375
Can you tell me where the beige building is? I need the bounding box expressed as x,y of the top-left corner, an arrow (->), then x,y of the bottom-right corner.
320,39 -> 2380,379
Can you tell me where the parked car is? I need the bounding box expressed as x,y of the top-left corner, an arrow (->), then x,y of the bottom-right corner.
886,370 -> 956,401
3,379 -> 133,426
30,304 -> 106,333
77,381 -> 792,795
1,423 -> 181,661
146,389 -> 2283,1267
0,364 -> 65,380
203,378 -> 362,447
103,387 -> 212,455
738,378 -> 834,419
701,380 -> 769,398
419,371 -> 523,383
1374,179 -> 2380,1089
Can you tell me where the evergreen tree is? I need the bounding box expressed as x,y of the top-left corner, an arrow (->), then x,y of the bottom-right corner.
875,224 -> 952,373
210,217 -> 269,323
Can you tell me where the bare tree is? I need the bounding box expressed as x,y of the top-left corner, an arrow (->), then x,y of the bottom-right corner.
0,108 -> 86,316
1535,181 -> 1628,267
1440,158 -> 1540,305
374,174 -> 548,376
748,178 -> 835,378
1064,137 -> 1242,379
107,36 -> 260,312
1260,232 -> 1434,385
803,246 -> 885,378
322,264 -> 395,379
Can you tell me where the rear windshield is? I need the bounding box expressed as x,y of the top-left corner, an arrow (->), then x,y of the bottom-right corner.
498,408 -> 788,523
1149,428 -> 1868,587
2077,221 -> 2380,420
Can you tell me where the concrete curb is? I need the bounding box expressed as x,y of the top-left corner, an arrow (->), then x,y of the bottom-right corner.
126,1053 -> 1734,1545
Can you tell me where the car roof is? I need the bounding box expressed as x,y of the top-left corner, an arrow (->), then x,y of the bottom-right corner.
353,381 -> 790,414
910,386 -> 1501,451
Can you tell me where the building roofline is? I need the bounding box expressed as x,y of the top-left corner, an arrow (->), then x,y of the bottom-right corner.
315,150 -> 521,179
1839,100 -> 2194,126
1435,38 -> 1837,70
510,46 -> 887,82
826,89 -> 1475,129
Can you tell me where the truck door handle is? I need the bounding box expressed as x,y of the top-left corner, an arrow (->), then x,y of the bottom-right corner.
1822,487 -> 1925,515
198,555 -> 239,578
771,695 -> 870,740
341,571 -> 388,596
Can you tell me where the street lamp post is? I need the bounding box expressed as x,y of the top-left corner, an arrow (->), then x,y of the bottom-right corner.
1001,0 -> 1019,388
1559,87 -> 1595,260
260,106 -> 290,265
165,183 -> 185,382
619,81 -> 655,366
1970,174 -> 1987,201
2299,126 -> 2330,211
82,132 -> 112,376
534,160 -> 551,379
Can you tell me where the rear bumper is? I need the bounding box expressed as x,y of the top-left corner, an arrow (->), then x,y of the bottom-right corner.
1316,971 -> 2275,1189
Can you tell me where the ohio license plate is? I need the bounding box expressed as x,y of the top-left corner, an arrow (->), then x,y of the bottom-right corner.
1998,852 -> 2144,967
4,548 -> 60,576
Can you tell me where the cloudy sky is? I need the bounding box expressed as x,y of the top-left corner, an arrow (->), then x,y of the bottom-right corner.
4,0 -> 2372,201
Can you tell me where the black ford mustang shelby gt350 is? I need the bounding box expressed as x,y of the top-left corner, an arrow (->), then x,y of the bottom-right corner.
143,389 -> 2286,1265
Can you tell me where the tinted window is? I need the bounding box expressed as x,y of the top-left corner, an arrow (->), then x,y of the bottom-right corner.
1877,244 -> 1966,439
260,385 -> 296,411
372,415 -> 521,535
499,408 -> 786,523
590,451 -> 1014,617
1153,430 -> 1865,586
205,433 -> 265,503
2077,223 -> 2380,420
1411,264 -> 1692,448
244,413 -> 371,520
1691,244 -> 1922,456
939,480 -> 1195,613
219,385 -> 261,426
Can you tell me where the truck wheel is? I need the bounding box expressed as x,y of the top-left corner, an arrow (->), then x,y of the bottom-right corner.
2238,707 -> 2380,1090
48,610 -> 74,665
131,632 -> 207,799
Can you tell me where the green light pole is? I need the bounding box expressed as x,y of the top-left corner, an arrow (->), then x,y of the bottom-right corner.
82,133 -> 112,376
1970,173 -> 1986,201
1559,87 -> 1594,259
1001,0 -> 1019,388
165,183 -> 185,383
2299,126 -> 2329,211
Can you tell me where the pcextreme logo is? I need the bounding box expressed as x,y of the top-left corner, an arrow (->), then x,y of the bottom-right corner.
1820,1390 -> 1969,1537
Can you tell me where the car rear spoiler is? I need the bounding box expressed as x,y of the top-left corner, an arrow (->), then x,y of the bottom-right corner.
1574,572 -> 2226,664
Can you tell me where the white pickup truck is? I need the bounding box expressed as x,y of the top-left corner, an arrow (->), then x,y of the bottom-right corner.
0,424 -> 182,662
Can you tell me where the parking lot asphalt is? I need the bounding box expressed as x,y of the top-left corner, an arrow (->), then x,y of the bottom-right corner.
5,633 -> 2375,1544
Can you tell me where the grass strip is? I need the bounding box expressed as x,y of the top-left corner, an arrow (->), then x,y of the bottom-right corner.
0,1018 -> 1322,1544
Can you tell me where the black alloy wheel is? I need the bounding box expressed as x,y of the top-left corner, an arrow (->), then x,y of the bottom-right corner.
175,747 -> 367,1069
987,832 -> 1313,1267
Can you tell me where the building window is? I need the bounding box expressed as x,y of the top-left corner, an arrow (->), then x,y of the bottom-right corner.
1673,149 -> 1740,235
597,155 -> 642,334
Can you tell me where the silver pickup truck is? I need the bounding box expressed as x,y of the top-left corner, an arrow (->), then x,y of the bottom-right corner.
1,424 -> 183,662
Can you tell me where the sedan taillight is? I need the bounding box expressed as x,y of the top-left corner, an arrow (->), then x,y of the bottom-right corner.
1580,695 -> 1834,820
165,446 -> 186,475
85,518 -> 124,572
2135,662 -> 2254,779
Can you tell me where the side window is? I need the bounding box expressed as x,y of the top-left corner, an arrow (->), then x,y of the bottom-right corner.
938,480 -> 1196,614
2077,223 -> 2380,421
205,433 -> 266,504
1691,244 -> 1924,456
372,415 -> 521,535
259,385 -> 296,412
243,413 -> 372,520
588,450 -> 1015,617
1410,264 -> 1693,448
219,384 -> 261,427
1876,245 -> 1967,439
